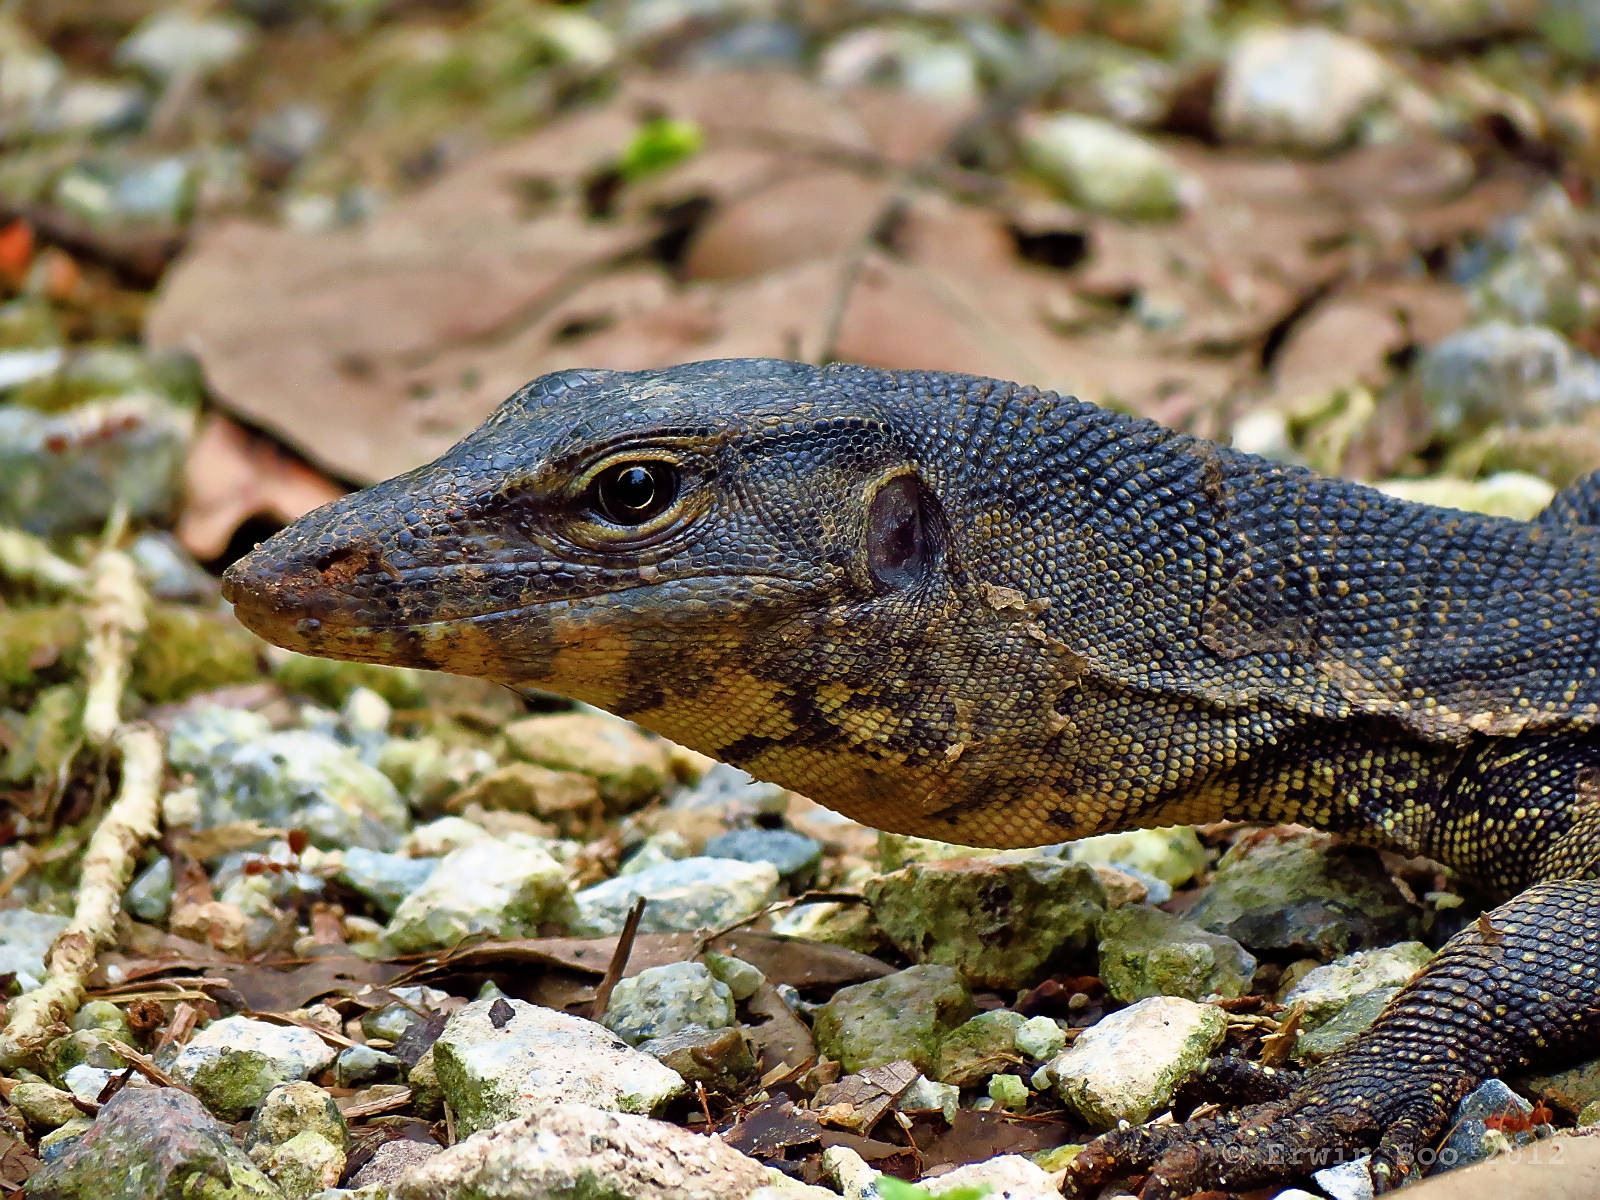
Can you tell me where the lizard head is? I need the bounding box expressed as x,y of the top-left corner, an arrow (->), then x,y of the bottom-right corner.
224,359 -> 1054,834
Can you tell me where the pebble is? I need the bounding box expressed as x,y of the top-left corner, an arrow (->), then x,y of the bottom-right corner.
865,857 -> 1104,990
502,713 -> 671,808
603,961 -> 737,1044
1047,996 -> 1226,1127
1418,320 -> 1600,440
1279,941 -> 1432,1029
392,1102 -> 827,1200
335,846 -> 437,917
921,1153 -> 1059,1199
1215,27 -> 1393,152
574,856 -> 780,935
638,1025 -> 758,1093
116,12 -> 257,82
384,836 -> 576,951
429,997 -> 685,1135
1018,113 -> 1190,220
0,908 -> 70,993
1187,832 -> 1416,957
1096,905 -> 1258,1002
163,1015 -> 338,1122
812,964 -> 976,1074
167,708 -> 409,853
703,828 -> 824,889
24,1087 -> 281,1200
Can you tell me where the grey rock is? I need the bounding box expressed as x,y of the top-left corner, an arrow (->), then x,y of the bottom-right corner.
9,1081 -> 80,1130
1047,996 -> 1226,1127
685,20 -> 807,69
250,104 -> 327,175
0,346 -> 64,392
865,857 -> 1105,991
1280,942 -> 1431,1029
384,837 -> 576,952
165,1016 -> 337,1121
0,392 -> 193,537
359,985 -> 452,1043
1313,1156 -> 1375,1200
1438,1078 -> 1546,1173
1293,986 -> 1398,1064
245,1081 -> 348,1153
129,532 -> 216,602
72,1001 -> 132,1041
1470,241 -> 1588,334
34,79 -> 147,138
335,847 -> 436,917
936,1009 -> 1026,1088
922,1153 -> 1058,1198
1069,826 -> 1208,888
0,908 -> 70,993
703,829 -> 823,889
813,965 -> 976,1075
24,1087 -> 282,1200
638,1026 -> 758,1093
430,997 -> 685,1136
603,961 -> 737,1045
1419,321 -> 1600,441
1215,27 -> 1392,152
1096,905 -> 1257,1002
1019,113 -> 1190,220
1187,833 -> 1416,958
1015,1015 -> 1067,1061
501,713 -> 671,808
334,1044 -> 404,1087
116,12 -> 256,82
347,1138 -> 443,1188
574,856 -> 779,935
703,951 -> 765,1001
393,1102 -> 786,1200
168,708 -> 408,853
245,1083 -> 348,1200
818,26 -> 980,106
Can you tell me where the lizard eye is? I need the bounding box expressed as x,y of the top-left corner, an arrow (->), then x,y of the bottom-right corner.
591,461 -> 679,525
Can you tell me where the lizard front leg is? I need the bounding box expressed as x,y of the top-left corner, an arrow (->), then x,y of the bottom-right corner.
1064,877 -> 1600,1197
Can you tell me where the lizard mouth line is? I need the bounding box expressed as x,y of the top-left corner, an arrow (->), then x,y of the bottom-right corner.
227,568 -> 813,640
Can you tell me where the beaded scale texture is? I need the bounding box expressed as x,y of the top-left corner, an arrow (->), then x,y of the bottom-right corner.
224,359 -> 1600,1196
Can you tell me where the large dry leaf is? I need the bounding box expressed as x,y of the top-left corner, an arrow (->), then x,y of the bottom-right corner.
149,71 -> 1538,491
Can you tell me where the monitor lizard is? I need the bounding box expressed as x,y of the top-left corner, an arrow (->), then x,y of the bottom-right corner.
222,358 -> 1600,1197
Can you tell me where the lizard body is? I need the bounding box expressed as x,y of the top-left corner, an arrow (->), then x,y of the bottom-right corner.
223,359 -> 1600,1195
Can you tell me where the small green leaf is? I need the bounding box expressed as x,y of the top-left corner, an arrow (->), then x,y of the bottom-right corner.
617,116 -> 704,181
876,1176 -> 989,1200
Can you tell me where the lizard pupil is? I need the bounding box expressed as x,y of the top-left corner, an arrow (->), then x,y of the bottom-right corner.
594,462 -> 677,525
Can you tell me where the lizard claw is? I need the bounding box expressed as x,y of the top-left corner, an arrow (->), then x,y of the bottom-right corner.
1062,1049 -> 1472,1199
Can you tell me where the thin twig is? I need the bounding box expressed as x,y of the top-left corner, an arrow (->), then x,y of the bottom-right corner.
0,725 -> 165,1068
589,896 -> 648,1022
80,521 -> 146,750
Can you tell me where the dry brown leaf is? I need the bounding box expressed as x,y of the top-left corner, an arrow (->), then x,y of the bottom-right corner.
150,70 -> 1537,491
179,412 -> 346,560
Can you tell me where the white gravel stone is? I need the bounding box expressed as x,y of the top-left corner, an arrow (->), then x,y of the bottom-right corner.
1047,996 -> 1226,1127
431,998 -> 686,1135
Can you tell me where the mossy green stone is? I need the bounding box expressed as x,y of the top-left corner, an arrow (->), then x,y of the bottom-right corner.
812,964 -> 975,1074
1096,906 -> 1256,1002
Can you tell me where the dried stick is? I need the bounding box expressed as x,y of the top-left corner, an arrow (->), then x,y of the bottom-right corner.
0,724 -> 165,1067
80,545 -> 146,750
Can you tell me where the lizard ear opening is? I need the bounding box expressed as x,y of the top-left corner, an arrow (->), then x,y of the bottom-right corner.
866,473 -> 936,590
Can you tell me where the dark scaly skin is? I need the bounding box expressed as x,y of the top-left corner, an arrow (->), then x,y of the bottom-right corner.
221,360 -> 1600,1195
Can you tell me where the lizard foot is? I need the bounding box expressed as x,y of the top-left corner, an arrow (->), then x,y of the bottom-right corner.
1066,879 -> 1600,1199
1061,1049 -> 1472,1199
